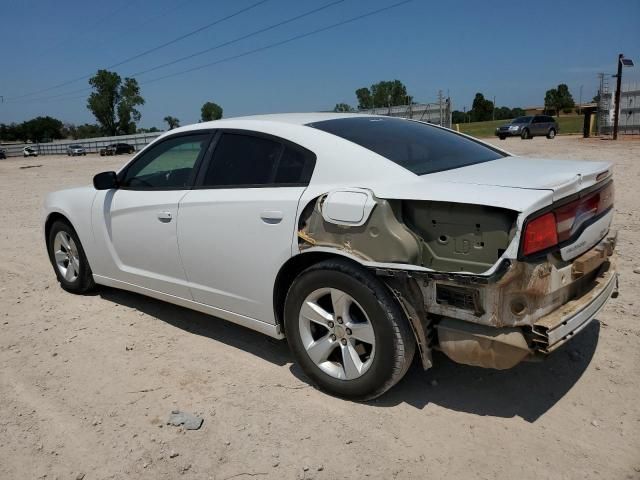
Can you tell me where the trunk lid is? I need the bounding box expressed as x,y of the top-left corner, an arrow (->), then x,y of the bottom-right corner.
426,156 -> 611,201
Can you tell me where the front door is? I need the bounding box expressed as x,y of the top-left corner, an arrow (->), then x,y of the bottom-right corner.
91,132 -> 213,297
178,131 -> 316,323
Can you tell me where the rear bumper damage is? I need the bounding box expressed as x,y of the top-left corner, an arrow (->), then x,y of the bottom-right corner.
384,233 -> 618,370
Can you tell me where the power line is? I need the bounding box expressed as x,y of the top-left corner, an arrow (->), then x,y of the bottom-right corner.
6,0 -> 346,105
129,0 -> 346,78
7,0 -> 415,106
5,0 -> 270,101
140,0 -> 415,86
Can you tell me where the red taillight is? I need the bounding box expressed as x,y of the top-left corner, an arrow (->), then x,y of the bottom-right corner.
522,182 -> 614,256
523,212 -> 558,256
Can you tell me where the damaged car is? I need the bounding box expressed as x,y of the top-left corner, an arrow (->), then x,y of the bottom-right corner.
43,113 -> 618,400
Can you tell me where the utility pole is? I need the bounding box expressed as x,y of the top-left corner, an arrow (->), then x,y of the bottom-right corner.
578,85 -> 583,114
492,95 -> 496,121
613,54 -> 624,140
437,90 -> 443,126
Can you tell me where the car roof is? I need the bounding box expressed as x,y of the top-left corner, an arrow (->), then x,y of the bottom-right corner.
175,112 -> 375,132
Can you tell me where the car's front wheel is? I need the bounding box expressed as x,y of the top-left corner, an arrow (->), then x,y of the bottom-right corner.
546,128 -> 556,139
284,259 -> 415,401
521,128 -> 530,139
47,220 -> 95,294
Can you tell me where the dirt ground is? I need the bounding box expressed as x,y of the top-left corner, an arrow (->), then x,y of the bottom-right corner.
1,136 -> 639,480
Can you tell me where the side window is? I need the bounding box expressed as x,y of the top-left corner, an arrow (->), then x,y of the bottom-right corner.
202,132 -> 316,188
532,116 -> 542,123
274,146 -> 316,184
121,133 -> 210,189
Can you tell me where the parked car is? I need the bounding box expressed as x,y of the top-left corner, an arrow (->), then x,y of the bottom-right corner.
23,146 -> 38,157
44,114 -> 617,400
67,144 -> 87,156
495,115 -> 558,140
99,143 -> 135,156
0,148 -> 6,159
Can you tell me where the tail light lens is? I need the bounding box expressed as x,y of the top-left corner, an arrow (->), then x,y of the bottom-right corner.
522,182 -> 614,256
523,212 -> 558,255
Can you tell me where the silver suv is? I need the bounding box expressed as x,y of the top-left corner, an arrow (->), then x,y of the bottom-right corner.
496,115 -> 558,140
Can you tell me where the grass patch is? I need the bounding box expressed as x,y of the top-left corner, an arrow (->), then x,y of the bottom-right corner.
455,116 -> 584,138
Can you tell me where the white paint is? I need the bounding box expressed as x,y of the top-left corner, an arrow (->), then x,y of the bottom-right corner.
322,189 -> 376,226
43,113 -> 615,338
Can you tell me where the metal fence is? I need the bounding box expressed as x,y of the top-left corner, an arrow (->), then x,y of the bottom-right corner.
356,98 -> 452,128
598,82 -> 640,136
0,131 -> 163,158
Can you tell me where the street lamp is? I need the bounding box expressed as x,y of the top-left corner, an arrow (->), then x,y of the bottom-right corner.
613,53 -> 634,140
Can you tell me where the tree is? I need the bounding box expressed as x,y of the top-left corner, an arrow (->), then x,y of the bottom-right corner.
87,69 -> 145,135
355,88 -> 372,109
164,116 -> 180,130
544,83 -> 575,117
355,80 -> 412,110
137,126 -> 160,133
333,103 -> 354,112
469,93 -> 494,122
117,78 -> 145,134
200,102 -> 223,122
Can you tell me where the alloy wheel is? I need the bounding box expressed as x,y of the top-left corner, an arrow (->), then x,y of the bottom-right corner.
298,288 -> 376,380
53,231 -> 80,282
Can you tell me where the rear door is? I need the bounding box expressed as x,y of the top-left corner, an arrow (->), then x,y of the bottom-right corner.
91,131 -> 213,297
178,130 -> 316,323
531,116 -> 545,136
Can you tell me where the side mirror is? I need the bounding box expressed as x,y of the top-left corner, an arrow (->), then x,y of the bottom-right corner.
93,171 -> 119,190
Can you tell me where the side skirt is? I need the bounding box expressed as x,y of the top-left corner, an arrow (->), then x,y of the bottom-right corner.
93,274 -> 284,339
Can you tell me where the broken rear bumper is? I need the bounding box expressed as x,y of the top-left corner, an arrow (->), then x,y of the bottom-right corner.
530,259 -> 617,353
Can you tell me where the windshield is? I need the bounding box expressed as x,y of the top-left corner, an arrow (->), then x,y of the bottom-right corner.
307,117 -> 505,175
511,116 -> 532,124
70,145 -> 81,148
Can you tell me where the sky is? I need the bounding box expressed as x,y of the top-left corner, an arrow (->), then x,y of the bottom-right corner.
1,0 -> 639,129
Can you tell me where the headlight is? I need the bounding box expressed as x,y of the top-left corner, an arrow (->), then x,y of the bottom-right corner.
509,125 -> 520,131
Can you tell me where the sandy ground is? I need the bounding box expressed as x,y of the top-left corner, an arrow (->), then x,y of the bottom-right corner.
1,136 -> 639,480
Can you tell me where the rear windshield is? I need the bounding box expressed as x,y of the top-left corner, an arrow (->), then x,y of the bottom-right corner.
307,117 -> 505,175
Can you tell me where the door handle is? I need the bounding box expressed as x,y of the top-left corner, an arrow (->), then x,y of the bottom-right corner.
260,210 -> 283,224
157,211 -> 173,223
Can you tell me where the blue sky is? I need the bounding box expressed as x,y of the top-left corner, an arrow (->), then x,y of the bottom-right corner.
1,0 -> 639,128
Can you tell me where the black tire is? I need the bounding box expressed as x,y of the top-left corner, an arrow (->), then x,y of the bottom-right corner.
499,135 -> 506,140
47,220 -> 95,294
520,128 -> 530,140
284,259 -> 415,401
546,128 -> 556,139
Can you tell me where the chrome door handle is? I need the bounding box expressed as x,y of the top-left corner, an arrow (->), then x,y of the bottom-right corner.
260,210 -> 283,224
157,211 -> 172,222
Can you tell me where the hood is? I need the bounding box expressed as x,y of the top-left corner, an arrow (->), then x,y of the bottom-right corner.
370,156 -> 612,216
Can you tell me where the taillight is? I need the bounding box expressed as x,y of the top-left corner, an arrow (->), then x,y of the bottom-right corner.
522,182 -> 614,256
522,212 -> 558,256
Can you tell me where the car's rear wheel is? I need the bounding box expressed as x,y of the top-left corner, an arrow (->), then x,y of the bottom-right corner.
284,259 -> 415,401
546,128 -> 556,139
520,128 -> 530,140
47,220 -> 95,294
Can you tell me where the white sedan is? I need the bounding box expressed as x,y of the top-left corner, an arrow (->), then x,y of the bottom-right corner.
44,113 -> 618,400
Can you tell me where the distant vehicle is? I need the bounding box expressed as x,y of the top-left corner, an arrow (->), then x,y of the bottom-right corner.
99,143 -> 135,156
67,144 -> 87,156
23,146 -> 39,157
0,148 -> 6,159
495,115 -> 558,140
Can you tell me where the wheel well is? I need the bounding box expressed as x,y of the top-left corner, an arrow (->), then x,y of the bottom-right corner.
44,212 -> 70,248
272,252 -> 363,332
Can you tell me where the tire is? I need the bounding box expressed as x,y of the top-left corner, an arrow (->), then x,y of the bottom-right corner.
520,128 -> 530,140
499,135 -> 506,140
47,220 -> 95,294
546,128 -> 556,139
284,259 -> 415,401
